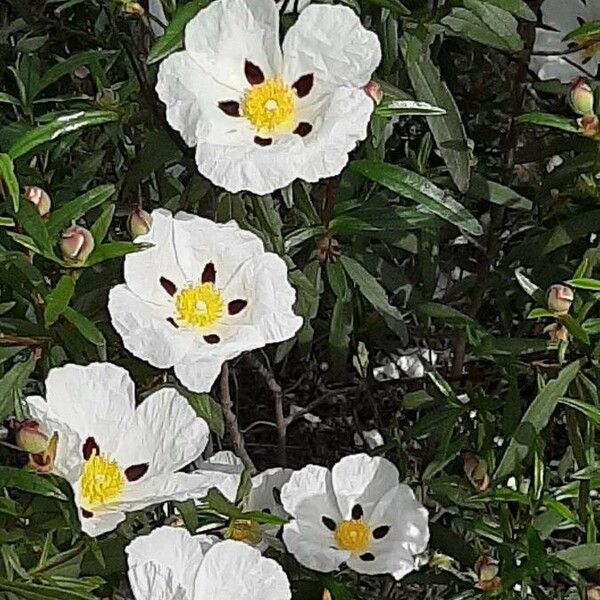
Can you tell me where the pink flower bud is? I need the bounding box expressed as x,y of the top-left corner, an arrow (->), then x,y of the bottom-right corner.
570,77 -> 594,116
60,225 -> 95,265
23,186 -> 51,217
547,284 -> 574,315
13,420 -> 49,455
364,81 -> 383,105
463,452 -> 490,492
127,207 -> 153,238
578,114 -> 600,140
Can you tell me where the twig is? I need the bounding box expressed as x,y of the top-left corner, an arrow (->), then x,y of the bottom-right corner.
218,363 -> 255,473
245,353 -> 287,466
322,178 -> 338,229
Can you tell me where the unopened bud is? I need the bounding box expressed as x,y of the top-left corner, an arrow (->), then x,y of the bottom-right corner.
13,420 -> 49,455
60,225 -> 95,265
547,284 -> 574,315
587,585 -> 600,600
578,114 -> 600,140
28,431 -> 59,474
23,186 -> 51,217
73,66 -> 90,79
322,590 -> 332,600
463,452 -> 490,492
364,81 -> 383,105
475,556 -> 501,593
128,207 -> 153,238
315,235 -> 340,264
544,322 -> 570,343
570,78 -> 595,116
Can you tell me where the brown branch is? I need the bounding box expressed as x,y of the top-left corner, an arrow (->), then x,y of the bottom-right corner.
218,363 -> 255,473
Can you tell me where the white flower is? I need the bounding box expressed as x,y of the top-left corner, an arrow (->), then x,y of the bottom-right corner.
281,453 -> 429,580
156,0 -> 381,195
530,0 -> 600,82
198,451 -> 292,548
26,363 -> 238,537
353,429 -> 384,450
126,526 -> 291,600
108,209 -> 302,393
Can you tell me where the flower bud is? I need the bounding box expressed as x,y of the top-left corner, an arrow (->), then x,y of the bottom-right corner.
315,235 -> 340,264
13,420 -> 49,455
544,323 -> 569,343
322,590 -> 332,600
60,225 -> 95,265
23,186 -> 51,217
128,207 -> 153,238
587,585 -> 600,600
547,284 -> 574,315
28,431 -> 59,474
463,452 -> 490,492
570,78 -> 595,116
475,556 -> 501,593
364,81 -> 383,105
578,114 -> 600,140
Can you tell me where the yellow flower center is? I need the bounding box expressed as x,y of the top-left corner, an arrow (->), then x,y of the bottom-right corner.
80,452 -> 125,511
230,519 -> 263,545
175,283 -> 224,329
335,519 -> 372,554
242,78 -> 296,134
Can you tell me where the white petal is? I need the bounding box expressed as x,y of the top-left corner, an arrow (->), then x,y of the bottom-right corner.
539,0 -> 583,32
113,388 -> 209,474
282,4 -> 380,88
149,0 -> 167,36
331,454 -> 400,520
43,363 -> 136,453
127,527 -> 215,598
26,395 -> 83,482
123,208 -> 186,305
109,284 -> 196,369
195,451 -> 245,502
280,464 -> 340,519
345,544 -> 416,580
79,507 -> 127,537
184,0 -> 282,91
128,562 -> 188,600
222,252 -> 302,345
174,357 -> 226,394
172,212 -> 265,285
194,539 -> 291,599
248,467 -> 294,517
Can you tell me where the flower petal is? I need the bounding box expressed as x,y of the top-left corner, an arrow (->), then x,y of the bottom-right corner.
194,539 -> 291,599
345,543 -> 416,581
331,454 -> 400,520
128,562 -> 189,600
173,357 -> 227,393
282,4 -> 380,89
184,0 -> 282,91
78,507 -> 127,537
539,0 -> 583,32
248,467 -> 294,518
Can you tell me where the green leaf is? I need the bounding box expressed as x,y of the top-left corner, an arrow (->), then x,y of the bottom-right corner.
485,0 -> 535,20
375,100 -> 446,118
442,0 -> 523,54
0,353 -> 36,420
186,393 -> 225,437
0,154 -> 19,211
147,0 -> 211,64
495,360 -> 582,480
44,274 -> 76,326
351,160 -> 482,236
559,314 -> 589,344
416,301 -> 478,327
554,544 -> 600,570
46,184 -> 115,237
564,20 -> 600,43
567,277 -> 600,291
84,241 -> 149,267
558,397 -> 600,428
515,270 -> 546,304
401,34 -> 471,193
15,200 -> 52,255
8,111 -> 119,160
0,466 -> 66,500
468,173 -> 532,211
35,51 -> 104,98
90,203 -> 116,244
516,112 -> 579,133
63,307 -> 105,346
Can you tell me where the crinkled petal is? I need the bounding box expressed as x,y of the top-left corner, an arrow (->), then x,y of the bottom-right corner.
78,507 -> 127,537
282,4 -> 380,89
248,467 -> 293,517
113,388 -> 209,474
174,357 -> 227,394
129,562 -> 188,600
194,539 -> 291,599
109,284 -> 196,369
184,0 -> 282,91
539,0 -> 583,32
43,363 -> 135,454
123,208 -> 187,304
345,543 -> 416,580
331,454 -> 400,520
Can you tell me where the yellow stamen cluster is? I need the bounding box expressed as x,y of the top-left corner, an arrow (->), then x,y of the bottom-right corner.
242,78 -> 296,134
335,519 -> 372,554
80,452 -> 125,510
230,519 -> 263,546
175,283 -> 224,329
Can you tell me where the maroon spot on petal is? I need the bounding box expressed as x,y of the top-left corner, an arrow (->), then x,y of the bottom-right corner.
373,525 -> 391,539
322,516 -> 336,531
254,136 -> 272,147
245,60 -> 265,85
32,454 -> 47,467
360,552 -> 375,562
294,122 -> 312,137
228,299 -> 247,315
202,262 -> 216,284
82,437 -> 99,460
203,334 -> 220,344
166,317 -> 179,329
293,73 -> 314,98
81,508 -> 93,518
160,276 -> 177,296
124,463 -> 149,482
218,101 -> 241,117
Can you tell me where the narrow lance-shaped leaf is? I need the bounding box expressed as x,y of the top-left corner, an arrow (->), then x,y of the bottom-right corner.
0,154 -> 19,211
44,274 -> 76,326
